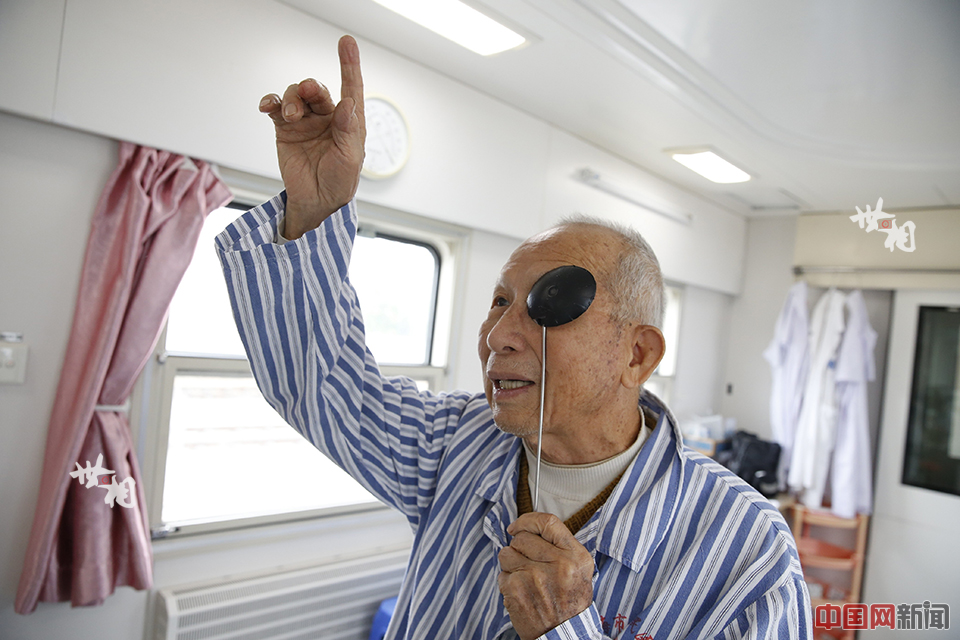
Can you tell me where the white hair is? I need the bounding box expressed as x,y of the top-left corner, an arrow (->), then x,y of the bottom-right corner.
556,214 -> 665,328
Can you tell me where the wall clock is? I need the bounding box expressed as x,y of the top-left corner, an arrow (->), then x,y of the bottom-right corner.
361,96 -> 410,180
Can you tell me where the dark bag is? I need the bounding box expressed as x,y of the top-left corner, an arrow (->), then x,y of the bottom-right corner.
716,430 -> 781,497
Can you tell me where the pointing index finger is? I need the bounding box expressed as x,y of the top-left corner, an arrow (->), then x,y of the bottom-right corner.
338,35 -> 365,135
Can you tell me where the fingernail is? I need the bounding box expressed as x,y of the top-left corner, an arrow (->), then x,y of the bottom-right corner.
259,96 -> 273,109
283,103 -> 297,118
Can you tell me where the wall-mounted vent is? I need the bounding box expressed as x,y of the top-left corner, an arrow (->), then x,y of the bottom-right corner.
153,550 -> 408,640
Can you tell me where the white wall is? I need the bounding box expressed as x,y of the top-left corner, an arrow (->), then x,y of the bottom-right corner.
448,230 -> 522,392
720,216 -> 799,438
542,130 -> 746,295
670,285 -> 732,420
0,0 -> 63,120
795,209 -> 960,290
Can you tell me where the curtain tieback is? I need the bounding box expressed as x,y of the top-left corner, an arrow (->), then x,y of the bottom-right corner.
94,400 -> 131,413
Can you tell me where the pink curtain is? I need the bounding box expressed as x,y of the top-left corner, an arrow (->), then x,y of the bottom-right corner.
16,142 -> 231,613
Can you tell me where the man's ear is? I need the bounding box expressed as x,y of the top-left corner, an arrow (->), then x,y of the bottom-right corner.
622,325 -> 665,389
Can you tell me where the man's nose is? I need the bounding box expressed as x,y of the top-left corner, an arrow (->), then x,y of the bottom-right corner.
485,301 -> 533,354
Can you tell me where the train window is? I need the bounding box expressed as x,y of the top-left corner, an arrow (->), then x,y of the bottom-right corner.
644,284 -> 682,404
143,202 -> 452,535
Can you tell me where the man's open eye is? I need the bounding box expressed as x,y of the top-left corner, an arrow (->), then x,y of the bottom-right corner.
493,296 -> 509,308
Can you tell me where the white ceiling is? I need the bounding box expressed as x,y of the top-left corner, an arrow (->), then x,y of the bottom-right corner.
282,0 -> 960,217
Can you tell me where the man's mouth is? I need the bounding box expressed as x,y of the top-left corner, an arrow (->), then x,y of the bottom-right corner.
494,379 -> 535,390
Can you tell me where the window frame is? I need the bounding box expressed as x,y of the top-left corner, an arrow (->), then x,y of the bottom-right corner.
132,181 -> 467,539
353,227 -> 442,366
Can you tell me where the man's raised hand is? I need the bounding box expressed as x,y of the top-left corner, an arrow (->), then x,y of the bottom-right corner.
259,35 -> 366,239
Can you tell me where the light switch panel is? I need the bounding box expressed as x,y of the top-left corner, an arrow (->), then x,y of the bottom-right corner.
0,343 -> 28,384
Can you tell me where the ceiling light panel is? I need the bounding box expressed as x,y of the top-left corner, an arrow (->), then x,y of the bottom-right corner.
670,150 -> 751,184
372,0 -> 526,56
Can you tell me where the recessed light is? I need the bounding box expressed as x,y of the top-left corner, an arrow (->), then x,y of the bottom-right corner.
372,0 -> 526,56
669,149 -> 751,184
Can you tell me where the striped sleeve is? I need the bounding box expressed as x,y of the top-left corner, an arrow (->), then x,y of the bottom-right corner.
214,194 -> 472,531
717,575 -> 812,640
542,605 -> 612,640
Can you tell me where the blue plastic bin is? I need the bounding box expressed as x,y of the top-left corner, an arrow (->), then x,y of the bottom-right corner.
368,596 -> 398,640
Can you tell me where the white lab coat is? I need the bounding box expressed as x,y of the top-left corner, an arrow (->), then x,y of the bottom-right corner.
763,281 -> 809,489
789,288 -> 846,508
830,290 -> 876,518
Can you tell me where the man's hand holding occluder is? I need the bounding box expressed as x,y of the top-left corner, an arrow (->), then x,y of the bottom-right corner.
258,35 -> 366,239
498,513 -> 596,640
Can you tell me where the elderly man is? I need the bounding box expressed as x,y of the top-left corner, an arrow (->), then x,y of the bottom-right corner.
217,36 -> 811,639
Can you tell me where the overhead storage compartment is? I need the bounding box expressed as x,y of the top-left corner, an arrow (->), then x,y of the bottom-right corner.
794,208 -> 960,289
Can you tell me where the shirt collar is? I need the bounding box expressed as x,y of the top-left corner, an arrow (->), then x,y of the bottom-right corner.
472,389 -> 687,571
474,431 -> 522,505
593,388 -> 687,572
475,434 -> 522,550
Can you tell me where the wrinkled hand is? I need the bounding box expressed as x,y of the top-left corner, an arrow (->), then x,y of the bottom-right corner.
498,513 -> 595,640
259,35 -> 366,239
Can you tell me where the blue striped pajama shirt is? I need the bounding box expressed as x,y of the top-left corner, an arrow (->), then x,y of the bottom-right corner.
216,194 -> 812,640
